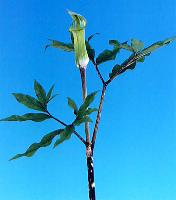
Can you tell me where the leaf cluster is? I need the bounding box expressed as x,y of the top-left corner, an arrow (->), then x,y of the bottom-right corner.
47,35 -> 176,81
1,81 -> 98,160
67,91 -> 98,126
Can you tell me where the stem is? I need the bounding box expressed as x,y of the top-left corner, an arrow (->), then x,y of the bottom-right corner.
91,84 -> 107,149
87,153 -> 96,200
106,54 -> 138,85
46,110 -> 86,145
91,60 -> 105,85
79,67 -> 96,200
79,67 -> 91,144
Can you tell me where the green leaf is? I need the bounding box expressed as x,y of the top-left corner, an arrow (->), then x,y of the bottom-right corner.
0,113 -> 50,122
96,50 -> 116,65
120,41 -> 134,52
131,39 -> 144,52
54,125 -> 74,147
73,116 -> 92,126
110,40 -> 134,52
96,40 -> 120,65
142,36 -> 176,54
34,80 -> 47,104
84,108 -> 98,115
127,62 -> 136,69
86,41 -> 95,62
78,91 -> 98,117
121,54 -> 137,72
48,94 -> 59,103
109,64 -> 123,78
67,97 -> 78,115
108,36 -> 176,78
135,36 -> 176,61
109,54 -> 137,78
137,57 -> 145,62
12,93 -> 45,111
46,85 -> 58,103
88,33 -> 99,42
10,130 -> 61,160
45,39 -> 74,52
46,84 -> 55,101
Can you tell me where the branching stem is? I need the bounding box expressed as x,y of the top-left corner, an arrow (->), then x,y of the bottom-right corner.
106,54 -> 138,85
90,55 -> 140,149
91,84 -> 107,150
91,60 -> 106,85
46,110 -> 87,145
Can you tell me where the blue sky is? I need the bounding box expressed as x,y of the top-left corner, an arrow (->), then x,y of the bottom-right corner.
0,0 -> 176,200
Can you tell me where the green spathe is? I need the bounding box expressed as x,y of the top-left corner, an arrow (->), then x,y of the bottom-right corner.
68,10 -> 89,68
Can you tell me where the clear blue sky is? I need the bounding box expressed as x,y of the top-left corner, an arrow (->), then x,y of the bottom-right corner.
0,0 -> 176,200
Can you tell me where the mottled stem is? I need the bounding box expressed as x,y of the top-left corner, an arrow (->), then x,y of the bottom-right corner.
79,67 -> 96,200
87,151 -> 96,200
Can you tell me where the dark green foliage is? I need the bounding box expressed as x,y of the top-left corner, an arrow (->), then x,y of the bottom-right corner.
1,80 -> 58,124
84,108 -> 98,115
46,85 -> 55,101
108,36 -> 176,79
87,33 -> 99,42
86,33 -> 99,62
119,41 -> 134,52
86,41 -> 95,62
34,80 -> 47,105
67,92 -> 98,126
96,49 -> 117,65
48,94 -> 59,103
67,97 -> 78,115
12,93 -> 45,111
95,39 -> 141,65
109,64 -> 123,78
137,57 -> 145,62
73,116 -> 92,126
127,62 -> 136,69
73,92 -> 98,126
0,113 -> 50,122
122,54 -> 137,69
45,84 -> 58,103
77,91 -> 98,117
96,40 -> 120,65
12,81 -> 57,113
45,39 -> 74,52
54,125 -> 74,147
10,130 -> 61,160
3,33 -> 175,162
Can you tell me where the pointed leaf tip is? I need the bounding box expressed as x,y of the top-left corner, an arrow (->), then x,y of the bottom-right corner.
9,130 -> 61,160
46,39 -> 74,52
34,80 -> 47,105
0,113 -> 50,122
67,97 -> 78,115
88,33 -> 100,42
77,91 -> 98,117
